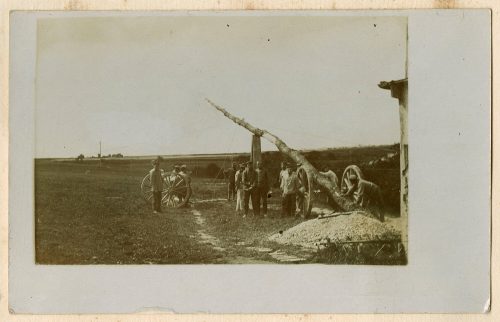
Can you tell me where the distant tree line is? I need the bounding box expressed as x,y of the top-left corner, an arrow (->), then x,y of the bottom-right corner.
76,153 -> 124,161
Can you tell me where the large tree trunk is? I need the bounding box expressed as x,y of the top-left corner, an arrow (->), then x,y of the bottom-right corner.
206,99 -> 355,211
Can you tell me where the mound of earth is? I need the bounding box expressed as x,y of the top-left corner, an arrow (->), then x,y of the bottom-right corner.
269,212 -> 401,248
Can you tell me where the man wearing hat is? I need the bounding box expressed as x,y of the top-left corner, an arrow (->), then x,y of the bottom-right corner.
242,161 -> 258,217
224,162 -> 238,201
149,157 -> 164,213
342,175 -> 385,222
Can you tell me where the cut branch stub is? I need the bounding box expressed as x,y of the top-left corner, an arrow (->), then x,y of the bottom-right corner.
205,98 -> 356,212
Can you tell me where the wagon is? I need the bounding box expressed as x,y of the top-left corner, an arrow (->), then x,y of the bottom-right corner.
140,170 -> 192,208
297,164 -> 365,216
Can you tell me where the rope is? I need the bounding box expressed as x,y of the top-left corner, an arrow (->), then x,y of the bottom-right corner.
208,124 -> 238,199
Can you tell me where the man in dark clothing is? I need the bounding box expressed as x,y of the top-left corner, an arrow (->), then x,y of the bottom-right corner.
255,161 -> 270,217
149,157 -> 163,213
342,175 -> 385,222
225,162 -> 237,201
242,162 -> 258,217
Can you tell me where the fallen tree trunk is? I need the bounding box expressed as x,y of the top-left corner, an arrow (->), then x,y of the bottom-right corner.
205,98 -> 356,211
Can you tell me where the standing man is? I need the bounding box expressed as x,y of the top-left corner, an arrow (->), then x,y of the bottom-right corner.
179,165 -> 192,206
255,161 -> 270,217
234,163 -> 245,215
282,164 -> 299,217
278,161 -> 289,194
242,161 -> 258,217
225,162 -> 237,201
342,175 -> 385,222
150,157 -> 164,214
319,165 -> 339,202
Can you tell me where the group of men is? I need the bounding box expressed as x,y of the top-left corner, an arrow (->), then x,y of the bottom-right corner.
225,160 -> 385,221
226,161 -> 270,218
149,158 -> 191,214
150,156 -> 385,221
225,160 -> 310,218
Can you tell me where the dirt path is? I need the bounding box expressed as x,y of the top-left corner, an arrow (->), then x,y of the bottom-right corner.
190,207 -> 308,263
191,209 -> 226,252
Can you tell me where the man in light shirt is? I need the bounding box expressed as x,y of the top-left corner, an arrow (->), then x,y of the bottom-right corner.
281,164 -> 299,217
234,163 -> 245,215
319,165 -> 339,202
242,161 -> 258,218
278,161 -> 289,193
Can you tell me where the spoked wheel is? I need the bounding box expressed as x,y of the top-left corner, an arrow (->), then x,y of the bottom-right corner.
141,171 -> 191,208
340,165 -> 364,201
297,166 -> 313,217
162,173 -> 191,208
141,176 -> 154,203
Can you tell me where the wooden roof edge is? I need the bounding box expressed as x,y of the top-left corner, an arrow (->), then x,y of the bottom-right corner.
378,78 -> 408,90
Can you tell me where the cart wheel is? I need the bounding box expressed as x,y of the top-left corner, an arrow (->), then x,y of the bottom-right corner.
297,166 -> 313,217
141,173 -> 154,203
141,171 -> 191,208
340,165 -> 364,200
161,173 -> 191,208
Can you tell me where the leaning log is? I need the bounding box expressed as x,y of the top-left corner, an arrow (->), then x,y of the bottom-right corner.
205,98 -> 356,211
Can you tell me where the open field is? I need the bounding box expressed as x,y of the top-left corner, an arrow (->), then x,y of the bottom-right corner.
35,145 -> 405,264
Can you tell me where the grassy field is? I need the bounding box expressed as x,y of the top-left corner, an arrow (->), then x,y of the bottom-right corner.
35,145 -> 403,264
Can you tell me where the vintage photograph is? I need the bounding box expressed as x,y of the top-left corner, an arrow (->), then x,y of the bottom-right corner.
34,14 -> 408,265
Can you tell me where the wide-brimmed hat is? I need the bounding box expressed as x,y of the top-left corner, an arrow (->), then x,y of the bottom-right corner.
180,165 -> 187,170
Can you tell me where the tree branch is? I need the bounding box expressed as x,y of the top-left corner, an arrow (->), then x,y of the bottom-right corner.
205,98 -> 355,211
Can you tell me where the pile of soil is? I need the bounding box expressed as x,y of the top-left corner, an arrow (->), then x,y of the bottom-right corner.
269,212 -> 401,248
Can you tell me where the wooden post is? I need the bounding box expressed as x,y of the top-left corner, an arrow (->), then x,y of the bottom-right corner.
251,135 -> 261,168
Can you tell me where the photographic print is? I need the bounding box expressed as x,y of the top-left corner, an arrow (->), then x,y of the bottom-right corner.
34,14 -> 408,265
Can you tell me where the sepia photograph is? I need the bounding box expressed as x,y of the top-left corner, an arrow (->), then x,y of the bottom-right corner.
34,14 -> 408,265
7,7 -> 492,314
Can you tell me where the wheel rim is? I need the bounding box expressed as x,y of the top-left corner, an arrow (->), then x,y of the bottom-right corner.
161,173 -> 190,208
141,174 -> 153,202
141,171 -> 191,208
297,166 -> 313,217
341,165 -> 364,200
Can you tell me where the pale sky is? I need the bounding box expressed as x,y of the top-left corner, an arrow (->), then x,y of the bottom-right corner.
35,15 -> 406,158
